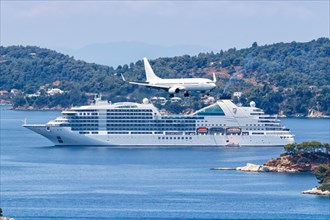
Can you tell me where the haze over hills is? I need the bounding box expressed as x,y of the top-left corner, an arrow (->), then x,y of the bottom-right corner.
0,38 -> 329,116
57,42 -> 212,67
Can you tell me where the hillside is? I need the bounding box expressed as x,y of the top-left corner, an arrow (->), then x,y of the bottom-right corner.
0,38 -> 329,115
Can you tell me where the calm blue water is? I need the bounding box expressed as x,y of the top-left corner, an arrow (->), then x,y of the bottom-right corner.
1,106 -> 329,219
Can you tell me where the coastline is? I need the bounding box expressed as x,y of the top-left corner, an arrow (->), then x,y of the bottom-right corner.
303,187 -> 330,196
212,148 -> 330,196
213,163 -> 330,196
4,105 -> 330,117
11,107 -> 66,111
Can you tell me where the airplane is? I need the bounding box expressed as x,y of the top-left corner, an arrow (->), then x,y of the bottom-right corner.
121,57 -> 217,97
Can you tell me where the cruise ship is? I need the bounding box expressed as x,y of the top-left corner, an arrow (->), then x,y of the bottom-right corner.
23,97 -> 295,146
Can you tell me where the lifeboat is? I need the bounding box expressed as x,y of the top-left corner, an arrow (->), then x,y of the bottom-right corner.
197,127 -> 208,134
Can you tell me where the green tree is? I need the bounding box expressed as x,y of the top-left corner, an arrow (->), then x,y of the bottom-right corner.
284,143 -> 297,154
297,141 -> 323,153
315,164 -> 330,185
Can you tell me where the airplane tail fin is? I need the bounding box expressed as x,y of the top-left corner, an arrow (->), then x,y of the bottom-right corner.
212,72 -> 217,83
143,57 -> 161,82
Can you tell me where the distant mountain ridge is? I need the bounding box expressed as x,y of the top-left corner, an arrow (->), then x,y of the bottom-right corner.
0,38 -> 329,116
57,41 -> 212,67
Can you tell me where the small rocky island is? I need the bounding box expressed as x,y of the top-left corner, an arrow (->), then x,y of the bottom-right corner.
0,208 -> 14,220
214,141 -> 330,195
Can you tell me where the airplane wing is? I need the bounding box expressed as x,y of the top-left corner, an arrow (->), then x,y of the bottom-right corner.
129,81 -> 187,93
121,73 -> 186,91
128,82 -> 171,90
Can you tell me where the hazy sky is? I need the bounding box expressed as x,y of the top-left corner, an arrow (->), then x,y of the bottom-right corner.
1,1 -> 329,51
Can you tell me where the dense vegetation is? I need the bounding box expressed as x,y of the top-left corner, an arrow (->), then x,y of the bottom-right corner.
284,141 -> 330,191
0,38 -> 329,115
315,164 -> 330,191
284,141 -> 330,155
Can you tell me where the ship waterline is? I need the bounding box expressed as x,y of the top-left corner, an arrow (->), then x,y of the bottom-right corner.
23,98 -> 295,146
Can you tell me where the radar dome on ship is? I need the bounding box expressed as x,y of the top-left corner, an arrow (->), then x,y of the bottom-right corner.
143,98 -> 149,104
250,101 -> 256,107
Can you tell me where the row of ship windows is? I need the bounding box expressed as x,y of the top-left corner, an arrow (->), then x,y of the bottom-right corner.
245,124 -> 279,127
64,125 -> 280,131
106,132 -> 187,135
158,136 -> 192,140
107,113 -> 153,116
67,116 -> 98,119
75,113 -> 98,116
63,122 -> 197,126
68,124 -> 98,127
67,120 -> 99,123
107,128 -> 196,131
73,116 -> 155,119
79,131 -> 98,134
164,117 -> 204,120
66,119 -> 198,123
73,128 -> 98,131
65,124 -> 196,127
77,130 -> 286,135
106,120 -> 197,123
107,117 -> 153,119
107,124 -> 195,127
250,113 -> 264,115
107,109 -> 153,112
198,124 -> 226,127
78,131 -> 193,139
63,120 -> 277,126
73,128 -> 196,131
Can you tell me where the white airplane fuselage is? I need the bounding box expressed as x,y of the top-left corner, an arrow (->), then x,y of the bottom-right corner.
148,78 -> 216,93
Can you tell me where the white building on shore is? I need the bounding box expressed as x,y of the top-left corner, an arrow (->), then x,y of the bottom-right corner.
47,88 -> 64,96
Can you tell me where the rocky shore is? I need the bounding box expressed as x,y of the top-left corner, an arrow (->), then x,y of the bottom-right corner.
303,187 -> 330,196
236,163 -> 274,172
212,151 -> 330,196
263,153 -> 329,172
234,152 -> 330,173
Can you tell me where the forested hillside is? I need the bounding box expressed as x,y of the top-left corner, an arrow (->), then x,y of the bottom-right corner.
0,38 -> 329,116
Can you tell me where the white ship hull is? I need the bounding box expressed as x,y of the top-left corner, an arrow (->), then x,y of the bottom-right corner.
25,125 -> 294,147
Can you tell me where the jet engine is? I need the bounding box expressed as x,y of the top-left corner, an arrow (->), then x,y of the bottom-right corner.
168,87 -> 180,94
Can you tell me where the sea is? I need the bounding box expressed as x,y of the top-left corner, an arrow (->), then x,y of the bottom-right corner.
0,105 -> 329,220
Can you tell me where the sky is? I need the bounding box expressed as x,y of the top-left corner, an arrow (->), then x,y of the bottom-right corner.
1,1 -> 329,65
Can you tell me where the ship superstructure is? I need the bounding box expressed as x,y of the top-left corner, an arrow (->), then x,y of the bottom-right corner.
23,98 -> 294,146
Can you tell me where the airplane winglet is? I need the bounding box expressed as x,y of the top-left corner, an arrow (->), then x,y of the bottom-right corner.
121,73 -> 126,82
212,73 -> 217,83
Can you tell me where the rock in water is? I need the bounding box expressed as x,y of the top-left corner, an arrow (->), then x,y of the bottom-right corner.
303,187 -> 330,196
236,163 -> 263,172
